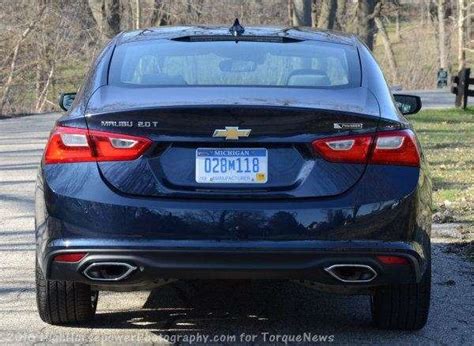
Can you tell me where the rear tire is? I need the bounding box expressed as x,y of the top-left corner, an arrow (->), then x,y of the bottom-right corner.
371,258 -> 431,330
36,263 -> 98,325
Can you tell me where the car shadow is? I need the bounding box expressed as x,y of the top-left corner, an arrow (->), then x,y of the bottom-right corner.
87,279 -> 375,336
68,240 -> 474,341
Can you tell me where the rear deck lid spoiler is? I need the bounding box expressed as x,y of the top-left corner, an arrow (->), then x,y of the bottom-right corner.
85,86 -> 380,118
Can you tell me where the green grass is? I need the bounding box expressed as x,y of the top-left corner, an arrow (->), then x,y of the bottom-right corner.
410,108 -> 474,230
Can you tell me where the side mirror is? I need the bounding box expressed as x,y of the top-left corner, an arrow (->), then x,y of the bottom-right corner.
393,94 -> 422,115
59,92 -> 76,111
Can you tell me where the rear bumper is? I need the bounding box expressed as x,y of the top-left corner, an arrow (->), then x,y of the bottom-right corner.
44,239 -> 425,289
36,162 -> 432,290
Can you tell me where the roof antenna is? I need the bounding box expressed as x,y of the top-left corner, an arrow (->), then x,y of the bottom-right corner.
229,18 -> 245,37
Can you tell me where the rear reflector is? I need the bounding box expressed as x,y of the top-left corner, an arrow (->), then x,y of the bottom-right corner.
44,126 -> 151,164
376,255 -> 410,265
312,129 -> 420,167
53,252 -> 87,263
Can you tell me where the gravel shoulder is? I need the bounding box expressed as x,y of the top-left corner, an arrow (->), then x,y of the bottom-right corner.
0,113 -> 472,344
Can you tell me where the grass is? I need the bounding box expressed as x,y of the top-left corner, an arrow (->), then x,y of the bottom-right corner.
410,107 -> 474,232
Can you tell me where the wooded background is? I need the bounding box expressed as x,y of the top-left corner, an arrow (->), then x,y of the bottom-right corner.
1,0 -> 473,116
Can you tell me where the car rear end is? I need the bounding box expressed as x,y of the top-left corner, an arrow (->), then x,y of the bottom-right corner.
35,28 -> 431,329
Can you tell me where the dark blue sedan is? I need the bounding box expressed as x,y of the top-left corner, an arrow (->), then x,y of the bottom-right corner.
35,23 -> 432,330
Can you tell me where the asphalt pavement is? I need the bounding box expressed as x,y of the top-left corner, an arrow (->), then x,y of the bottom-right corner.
402,89 -> 455,109
0,112 -> 472,344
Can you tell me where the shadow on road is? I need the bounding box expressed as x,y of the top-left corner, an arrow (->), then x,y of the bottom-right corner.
90,280 -> 373,335
49,241 -> 472,343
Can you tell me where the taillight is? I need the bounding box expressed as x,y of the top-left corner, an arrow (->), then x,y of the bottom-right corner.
312,134 -> 373,164
370,130 -> 420,167
44,126 -> 151,164
312,129 -> 420,167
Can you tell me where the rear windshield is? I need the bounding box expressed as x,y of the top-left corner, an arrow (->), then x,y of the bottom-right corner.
109,39 -> 361,89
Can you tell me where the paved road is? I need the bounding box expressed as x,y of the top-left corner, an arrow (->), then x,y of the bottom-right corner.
0,113 -> 472,344
402,89 -> 455,109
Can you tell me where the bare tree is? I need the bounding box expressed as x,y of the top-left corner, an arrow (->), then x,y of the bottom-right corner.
149,0 -> 170,27
468,2 -> 473,45
438,0 -> 448,70
185,0 -> 204,23
335,0 -> 347,30
373,2 -> 399,83
311,0 -> 318,27
88,0 -> 122,38
2,0 -> 473,116
394,5 -> 400,41
104,0 -> 122,37
0,6 -> 45,116
457,0 -> 466,70
317,0 -> 337,29
291,0 -> 312,26
456,0 -> 474,70
355,0 -> 378,50
135,0 -> 141,29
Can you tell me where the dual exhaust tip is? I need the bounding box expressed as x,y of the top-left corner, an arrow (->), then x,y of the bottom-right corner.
324,264 -> 377,283
83,262 -> 137,282
81,262 -> 377,283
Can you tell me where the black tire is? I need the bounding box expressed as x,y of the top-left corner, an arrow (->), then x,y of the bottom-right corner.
371,258 -> 431,330
36,263 -> 98,325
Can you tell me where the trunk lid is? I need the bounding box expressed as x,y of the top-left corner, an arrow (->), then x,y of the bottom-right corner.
85,86 -> 380,199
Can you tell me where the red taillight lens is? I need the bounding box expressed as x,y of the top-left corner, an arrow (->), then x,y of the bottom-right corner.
312,129 -> 420,167
44,126 -> 151,164
312,134 -> 373,163
53,252 -> 87,263
370,130 -> 420,167
90,131 -> 152,162
376,255 -> 410,265
44,126 -> 92,164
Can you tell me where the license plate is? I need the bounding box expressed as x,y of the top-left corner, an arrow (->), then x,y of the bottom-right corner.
196,148 -> 268,184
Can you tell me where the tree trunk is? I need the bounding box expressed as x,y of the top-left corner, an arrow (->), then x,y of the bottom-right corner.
186,0 -> 204,22
288,0 -> 293,26
438,0 -> 447,69
88,0 -> 122,38
76,0 -> 99,45
335,0 -> 346,30
311,0 -> 318,28
467,8 -> 473,45
395,7 -> 401,41
292,0 -> 312,26
357,0 -> 378,50
458,0 -> 466,71
82,0 -> 99,29
317,0 -> 337,29
468,3 -> 473,43
150,0 -> 170,27
135,0 -> 141,29
374,16 -> 399,83
35,64 -> 54,112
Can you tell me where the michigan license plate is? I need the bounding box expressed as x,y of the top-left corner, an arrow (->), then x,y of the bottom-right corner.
195,148 -> 268,184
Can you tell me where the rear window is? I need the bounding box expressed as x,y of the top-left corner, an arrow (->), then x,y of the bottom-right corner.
109,39 -> 361,89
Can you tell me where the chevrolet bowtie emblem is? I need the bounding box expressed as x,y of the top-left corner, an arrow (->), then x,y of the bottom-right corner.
212,126 -> 251,140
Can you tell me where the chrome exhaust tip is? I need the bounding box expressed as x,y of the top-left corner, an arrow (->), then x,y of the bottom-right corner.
83,262 -> 137,282
324,264 -> 377,283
